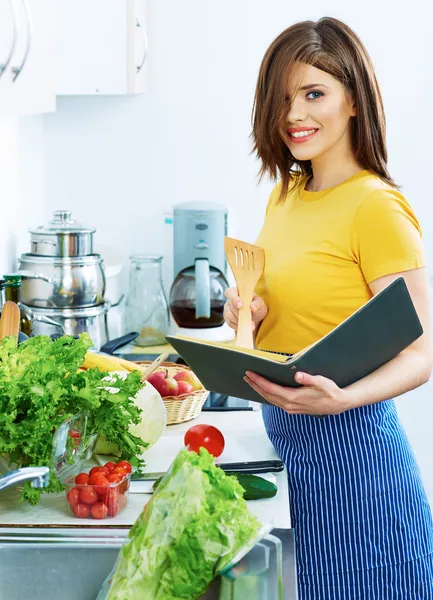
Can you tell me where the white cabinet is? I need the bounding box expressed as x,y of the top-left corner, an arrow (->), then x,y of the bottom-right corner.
0,0 -> 56,118
57,0 -> 148,96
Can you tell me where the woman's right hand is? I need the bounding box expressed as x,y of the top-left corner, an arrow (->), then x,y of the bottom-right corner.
223,287 -> 268,333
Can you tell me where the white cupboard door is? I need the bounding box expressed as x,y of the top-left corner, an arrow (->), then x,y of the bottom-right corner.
57,0 -> 129,95
11,0 -> 56,116
0,0 -> 56,117
0,0 -> 17,115
57,0 -> 147,95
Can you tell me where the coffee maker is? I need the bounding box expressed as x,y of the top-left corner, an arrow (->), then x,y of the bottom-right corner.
169,201 -> 234,342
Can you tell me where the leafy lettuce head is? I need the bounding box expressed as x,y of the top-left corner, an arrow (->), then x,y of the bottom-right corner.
104,448 -> 261,600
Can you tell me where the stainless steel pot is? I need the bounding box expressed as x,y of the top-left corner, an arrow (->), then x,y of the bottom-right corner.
30,302 -> 111,350
29,210 -> 95,257
18,253 -> 106,309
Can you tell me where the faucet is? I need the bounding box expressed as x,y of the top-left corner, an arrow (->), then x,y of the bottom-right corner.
0,466 -> 50,492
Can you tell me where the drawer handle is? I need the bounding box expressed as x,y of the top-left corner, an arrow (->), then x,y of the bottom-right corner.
136,18 -> 148,74
12,0 -> 32,82
0,0 -> 18,80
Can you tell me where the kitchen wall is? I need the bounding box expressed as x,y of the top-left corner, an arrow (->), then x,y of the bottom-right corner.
38,1 -> 433,503
0,116 -> 46,274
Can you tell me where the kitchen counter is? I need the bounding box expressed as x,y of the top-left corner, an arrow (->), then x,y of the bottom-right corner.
0,411 -> 291,530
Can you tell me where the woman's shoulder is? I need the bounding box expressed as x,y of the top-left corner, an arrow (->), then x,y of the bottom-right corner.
354,171 -> 414,215
265,172 -> 306,211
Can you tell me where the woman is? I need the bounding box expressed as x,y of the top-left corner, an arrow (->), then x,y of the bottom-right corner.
224,17 -> 433,599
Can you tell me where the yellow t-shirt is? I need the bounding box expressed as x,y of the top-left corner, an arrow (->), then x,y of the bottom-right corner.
254,170 -> 425,354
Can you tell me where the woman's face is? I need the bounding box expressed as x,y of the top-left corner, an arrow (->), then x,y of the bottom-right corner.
280,63 -> 356,163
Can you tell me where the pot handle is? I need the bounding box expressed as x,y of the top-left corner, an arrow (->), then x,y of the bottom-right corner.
33,314 -> 65,333
99,332 -> 139,355
17,270 -> 52,284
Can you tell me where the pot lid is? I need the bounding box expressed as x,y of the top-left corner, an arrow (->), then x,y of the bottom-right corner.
29,210 -> 96,235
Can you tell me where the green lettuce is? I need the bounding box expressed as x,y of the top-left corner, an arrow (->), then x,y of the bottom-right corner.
105,448 -> 261,600
0,334 -> 146,504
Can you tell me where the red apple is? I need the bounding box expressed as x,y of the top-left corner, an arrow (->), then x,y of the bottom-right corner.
160,376 -> 178,397
147,371 -> 167,392
177,380 -> 195,396
174,370 -> 202,391
147,370 -> 178,397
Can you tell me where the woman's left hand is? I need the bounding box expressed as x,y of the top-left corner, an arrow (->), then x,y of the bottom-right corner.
244,371 -> 350,416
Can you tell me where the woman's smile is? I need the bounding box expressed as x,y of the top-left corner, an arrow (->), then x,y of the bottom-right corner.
287,127 -> 319,144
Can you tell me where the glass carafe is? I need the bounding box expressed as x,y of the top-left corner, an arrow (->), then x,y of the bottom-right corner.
123,255 -> 170,346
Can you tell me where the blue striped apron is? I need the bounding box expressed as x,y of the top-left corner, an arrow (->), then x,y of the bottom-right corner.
262,400 -> 433,599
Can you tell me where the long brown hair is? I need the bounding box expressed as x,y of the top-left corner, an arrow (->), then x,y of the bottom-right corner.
252,17 -> 396,201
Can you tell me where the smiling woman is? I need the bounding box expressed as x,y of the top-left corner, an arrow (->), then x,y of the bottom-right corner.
223,15 -> 433,600
252,18 -> 393,202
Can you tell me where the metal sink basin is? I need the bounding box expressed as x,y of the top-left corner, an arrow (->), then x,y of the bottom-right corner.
0,527 -> 295,600
0,528 -> 128,600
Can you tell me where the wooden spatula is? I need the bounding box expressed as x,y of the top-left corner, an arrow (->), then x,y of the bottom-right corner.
0,301 -> 21,344
140,352 -> 169,382
224,237 -> 265,349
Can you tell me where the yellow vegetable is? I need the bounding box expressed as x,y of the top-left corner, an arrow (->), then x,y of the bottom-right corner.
82,352 -> 129,372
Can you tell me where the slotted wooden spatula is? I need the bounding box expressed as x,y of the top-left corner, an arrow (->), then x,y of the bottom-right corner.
0,301 -> 21,344
224,237 -> 265,349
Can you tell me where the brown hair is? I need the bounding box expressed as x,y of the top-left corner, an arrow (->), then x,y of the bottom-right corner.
251,17 -> 397,201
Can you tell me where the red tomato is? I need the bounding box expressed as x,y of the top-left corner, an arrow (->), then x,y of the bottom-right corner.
75,473 -> 89,485
91,502 -> 108,519
80,485 -> 98,505
89,474 -> 109,495
184,424 -> 225,458
89,466 -> 110,478
116,460 -> 132,474
66,487 -> 80,506
106,488 -> 119,517
107,473 -> 123,484
111,467 -> 128,478
72,503 -> 90,518
104,461 -> 116,471
88,472 -> 108,485
69,429 -> 81,439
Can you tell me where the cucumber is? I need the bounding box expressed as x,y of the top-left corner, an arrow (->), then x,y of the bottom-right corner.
152,473 -> 277,500
227,473 -> 278,500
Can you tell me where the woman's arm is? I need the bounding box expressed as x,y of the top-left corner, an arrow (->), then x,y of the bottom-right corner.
343,267 -> 432,408
244,267 -> 432,415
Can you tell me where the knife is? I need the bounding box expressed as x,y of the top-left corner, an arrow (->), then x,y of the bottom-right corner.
132,459 -> 284,481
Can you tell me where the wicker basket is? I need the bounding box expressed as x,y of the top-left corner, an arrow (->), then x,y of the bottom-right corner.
136,361 -> 209,425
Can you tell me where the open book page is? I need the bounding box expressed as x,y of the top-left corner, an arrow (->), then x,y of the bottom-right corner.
172,335 -> 289,363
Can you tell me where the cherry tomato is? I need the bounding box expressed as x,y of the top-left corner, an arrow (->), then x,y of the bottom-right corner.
72,503 -> 90,518
107,473 -> 123,484
111,467 -> 128,478
75,473 -> 89,485
184,424 -> 225,458
80,485 -> 98,505
88,472 -> 108,485
104,461 -> 116,471
89,474 -> 109,495
89,466 -> 110,478
66,487 -> 80,506
116,460 -> 132,474
106,488 -> 119,517
69,429 -> 81,439
91,502 -> 108,519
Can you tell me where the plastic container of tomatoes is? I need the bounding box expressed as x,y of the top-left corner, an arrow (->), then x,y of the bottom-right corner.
64,461 -> 132,520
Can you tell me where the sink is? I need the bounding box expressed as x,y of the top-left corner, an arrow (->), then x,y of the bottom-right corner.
0,527 -> 295,599
0,528 -> 127,600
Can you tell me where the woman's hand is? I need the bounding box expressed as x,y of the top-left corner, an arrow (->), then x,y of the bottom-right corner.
244,371 -> 350,416
223,287 -> 268,332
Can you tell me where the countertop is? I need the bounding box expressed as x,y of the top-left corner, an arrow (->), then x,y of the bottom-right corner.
0,411 -> 291,530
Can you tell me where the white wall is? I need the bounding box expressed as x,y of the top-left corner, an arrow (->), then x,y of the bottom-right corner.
42,1 -> 433,501
0,115 -> 45,274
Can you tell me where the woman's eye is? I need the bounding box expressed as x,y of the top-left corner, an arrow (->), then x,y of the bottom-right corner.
306,91 -> 323,100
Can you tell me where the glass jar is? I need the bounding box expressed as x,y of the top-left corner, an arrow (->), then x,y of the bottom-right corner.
123,255 -> 170,346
